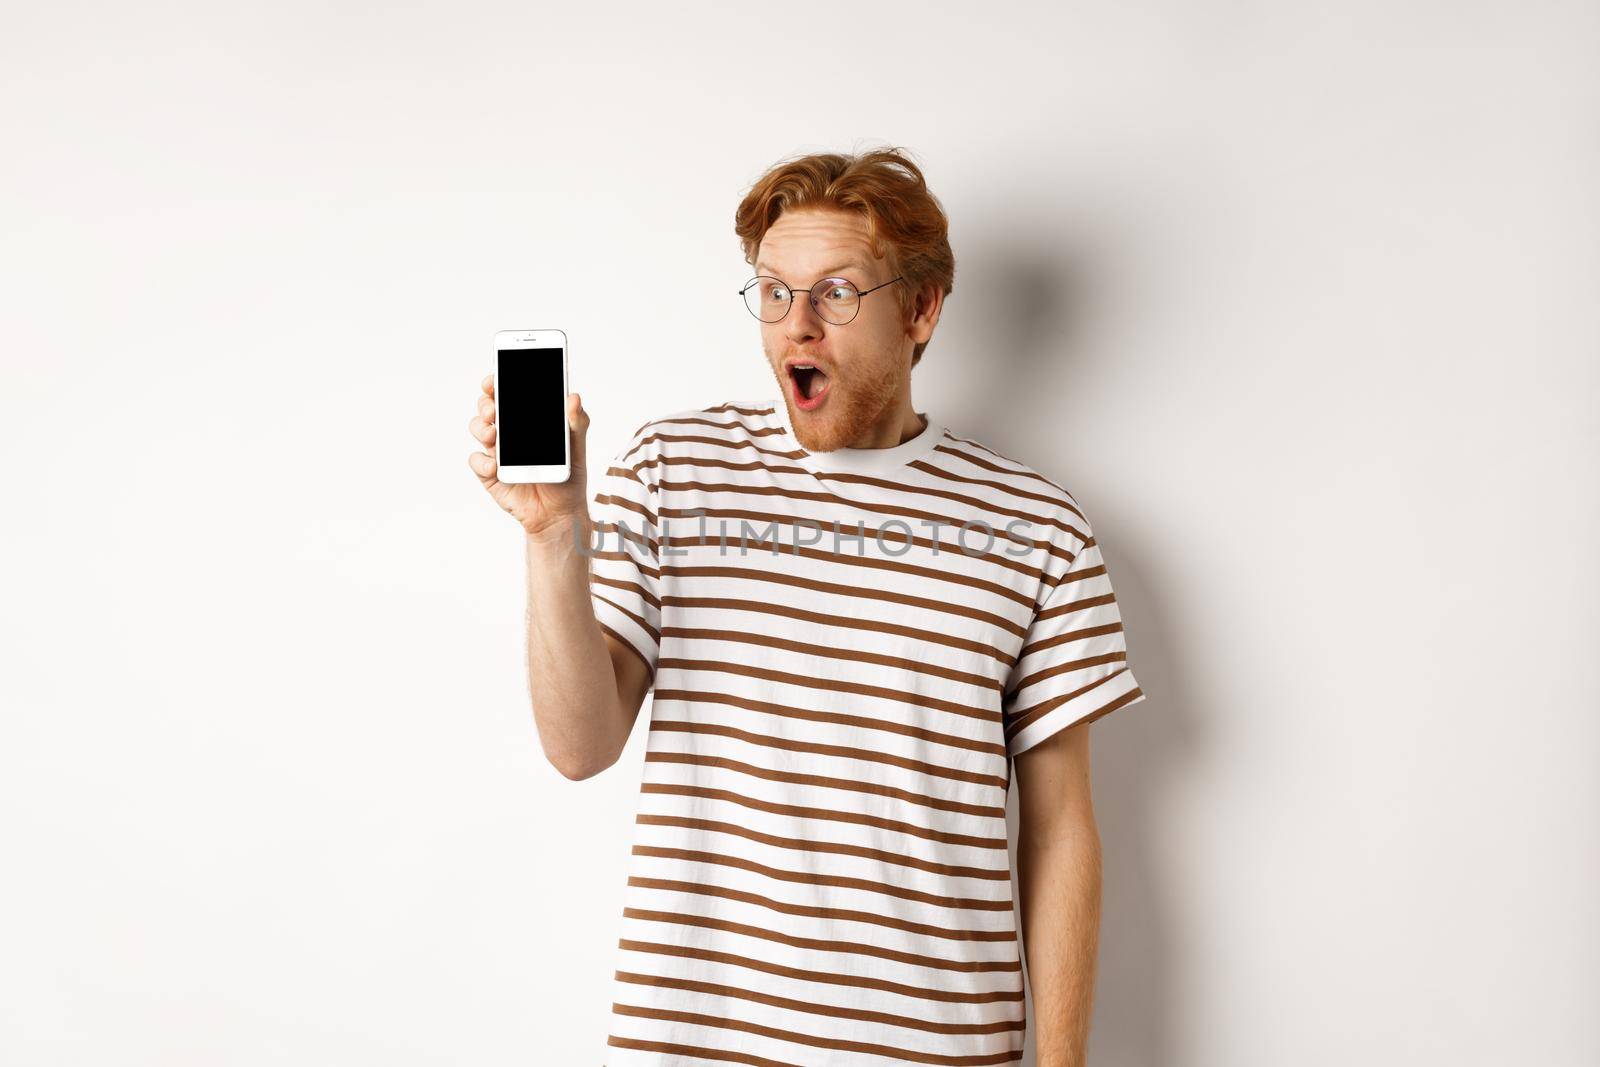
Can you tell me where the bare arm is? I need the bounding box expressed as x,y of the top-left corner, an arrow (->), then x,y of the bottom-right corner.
469,376 -> 650,779
522,521 -> 651,778
1015,721 -> 1102,1067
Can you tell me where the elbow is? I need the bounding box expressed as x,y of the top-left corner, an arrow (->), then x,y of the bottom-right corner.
556,759 -> 602,781
548,748 -> 617,782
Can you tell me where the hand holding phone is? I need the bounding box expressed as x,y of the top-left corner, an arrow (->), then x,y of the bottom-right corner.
469,329 -> 589,537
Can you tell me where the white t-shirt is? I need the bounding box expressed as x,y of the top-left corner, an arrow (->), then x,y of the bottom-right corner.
587,397 -> 1146,1065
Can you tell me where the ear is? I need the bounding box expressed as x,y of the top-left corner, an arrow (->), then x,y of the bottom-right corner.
906,280 -> 944,345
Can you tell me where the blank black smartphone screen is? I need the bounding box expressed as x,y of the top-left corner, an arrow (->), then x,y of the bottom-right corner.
497,348 -> 566,466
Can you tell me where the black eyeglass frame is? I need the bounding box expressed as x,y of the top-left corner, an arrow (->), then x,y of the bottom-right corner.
737,274 -> 906,325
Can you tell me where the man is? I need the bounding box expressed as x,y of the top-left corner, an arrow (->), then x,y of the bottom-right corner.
468,147 -> 1146,1066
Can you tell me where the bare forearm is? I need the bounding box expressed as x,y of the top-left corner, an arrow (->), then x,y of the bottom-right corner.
1017,822 -> 1102,1067
524,517 -> 628,778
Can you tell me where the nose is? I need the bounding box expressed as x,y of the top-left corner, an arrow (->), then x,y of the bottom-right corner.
782,291 -> 825,345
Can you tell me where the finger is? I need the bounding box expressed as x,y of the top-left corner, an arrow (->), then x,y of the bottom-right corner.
482,373 -> 494,399
468,450 -> 499,486
478,394 -> 495,418
568,392 -> 590,480
469,415 -> 497,447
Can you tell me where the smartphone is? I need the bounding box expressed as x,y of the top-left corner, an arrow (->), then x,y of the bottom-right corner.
493,329 -> 570,483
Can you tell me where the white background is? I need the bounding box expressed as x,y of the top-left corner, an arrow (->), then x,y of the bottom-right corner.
3,2 -> 1596,1064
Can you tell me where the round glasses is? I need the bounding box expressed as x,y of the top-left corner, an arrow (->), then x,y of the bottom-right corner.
738,274 -> 905,325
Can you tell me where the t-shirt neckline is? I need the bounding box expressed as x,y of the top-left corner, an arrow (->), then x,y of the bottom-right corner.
771,397 -> 946,475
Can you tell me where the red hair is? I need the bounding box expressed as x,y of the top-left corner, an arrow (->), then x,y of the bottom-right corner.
734,146 -> 955,367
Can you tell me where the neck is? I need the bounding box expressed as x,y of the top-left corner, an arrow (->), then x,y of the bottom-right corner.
847,383 -> 925,449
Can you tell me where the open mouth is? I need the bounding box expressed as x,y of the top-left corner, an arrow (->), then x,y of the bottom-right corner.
786,361 -> 832,410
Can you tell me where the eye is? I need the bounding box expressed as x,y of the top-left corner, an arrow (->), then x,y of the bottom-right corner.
769,284 -> 791,301
824,284 -> 855,301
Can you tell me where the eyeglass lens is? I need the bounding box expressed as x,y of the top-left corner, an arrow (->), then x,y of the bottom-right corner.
742,277 -> 860,324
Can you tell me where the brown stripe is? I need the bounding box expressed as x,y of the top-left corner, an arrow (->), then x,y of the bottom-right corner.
663,594 -> 1017,666
909,457 -> 1088,523
623,907 -> 1022,971
659,660 -> 1001,727
594,488 -> 656,528
655,477 -> 1084,546
618,938 -> 1024,1004
662,564 -> 1028,637
641,452 -> 801,477
627,876 -> 1016,941
615,970 -> 1023,1035
611,1003 -> 1022,1065
1073,685 -> 1144,728
766,469 -> 1082,551
1054,559 -> 1105,586
704,401 -> 780,417
1010,684 -> 1145,744
1006,651 -> 1128,702
587,548 -> 661,580
660,527 -> 1040,610
660,625 -> 1002,691
591,517 -> 658,555
644,413 -> 792,438
1036,590 -> 1115,622
626,430 -> 801,468
652,686 -> 1004,759
631,843 -> 1012,910
659,503 -> 1053,578
589,571 -> 662,610
613,461 -> 650,487
938,434 -> 1069,494
634,814 -> 1010,881
592,591 -> 661,646
1005,668 -> 1135,739
606,1034 -> 801,1067
638,782 -> 1008,851
649,718 -> 1008,790
644,749 -> 1006,819
1017,621 -> 1125,661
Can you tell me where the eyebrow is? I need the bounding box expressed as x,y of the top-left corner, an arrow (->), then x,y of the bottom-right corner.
754,261 -> 867,280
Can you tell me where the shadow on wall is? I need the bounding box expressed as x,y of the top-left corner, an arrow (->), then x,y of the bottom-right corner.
967,239 -> 1197,1067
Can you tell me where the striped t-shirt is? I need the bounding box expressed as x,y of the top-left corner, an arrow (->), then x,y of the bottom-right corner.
586,397 -> 1146,1066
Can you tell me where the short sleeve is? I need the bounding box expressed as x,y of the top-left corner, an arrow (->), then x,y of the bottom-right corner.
587,430 -> 661,683
1003,513 -> 1146,757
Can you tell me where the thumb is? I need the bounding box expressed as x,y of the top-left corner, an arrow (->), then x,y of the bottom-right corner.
567,391 -> 591,481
